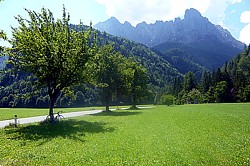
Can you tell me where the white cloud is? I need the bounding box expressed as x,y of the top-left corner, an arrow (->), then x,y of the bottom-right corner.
240,11 -> 250,24
96,0 -> 212,26
203,0 -> 228,25
96,0 -> 239,27
239,11 -> 250,45
239,24 -> 250,45
228,0 -> 242,4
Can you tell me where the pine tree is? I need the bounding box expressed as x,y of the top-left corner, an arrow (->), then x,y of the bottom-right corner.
183,71 -> 197,92
199,70 -> 211,94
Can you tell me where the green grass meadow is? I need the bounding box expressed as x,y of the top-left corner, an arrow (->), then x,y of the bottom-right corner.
0,103 -> 249,165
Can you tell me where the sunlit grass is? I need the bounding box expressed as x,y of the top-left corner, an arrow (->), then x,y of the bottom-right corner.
0,103 -> 249,165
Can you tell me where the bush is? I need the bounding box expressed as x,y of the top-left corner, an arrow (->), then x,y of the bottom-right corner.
160,94 -> 174,106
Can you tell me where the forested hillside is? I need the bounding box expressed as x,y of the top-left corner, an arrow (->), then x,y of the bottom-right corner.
152,39 -> 242,70
0,25 -> 182,108
152,47 -> 205,78
172,45 -> 250,104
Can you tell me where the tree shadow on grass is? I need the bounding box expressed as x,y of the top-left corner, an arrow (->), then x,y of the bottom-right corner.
94,110 -> 142,117
4,119 -> 114,145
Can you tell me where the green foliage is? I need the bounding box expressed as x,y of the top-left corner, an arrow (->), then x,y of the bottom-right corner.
152,40 -> 242,70
5,7 -> 94,116
157,48 -> 205,78
89,45 -> 149,110
160,94 -> 174,105
171,76 -> 183,96
92,31 -> 182,87
174,45 -> 250,104
243,85 -> 250,101
0,67 -> 100,108
183,71 -> 198,92
89,45 -> 128,111
184,89 -> 203,104
199,70 -> 212,94
1,19 -> 183,108
205,86 -> 215,103
214,81 -> 228,103
1,104 -> 249,165
125,58 -> 149,108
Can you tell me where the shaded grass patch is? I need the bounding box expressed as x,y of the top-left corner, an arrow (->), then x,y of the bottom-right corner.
94,110 -> 142,117
4,119 -> 115,143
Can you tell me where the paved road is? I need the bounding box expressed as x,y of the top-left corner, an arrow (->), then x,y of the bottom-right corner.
0,106 -> 154,129
0,110 -> 103,129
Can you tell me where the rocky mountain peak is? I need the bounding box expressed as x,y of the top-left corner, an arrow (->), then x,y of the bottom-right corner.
184,8 -> 202,20
107,16 -> 120,25
136,21 -> 148,28
94,8 -> 244,50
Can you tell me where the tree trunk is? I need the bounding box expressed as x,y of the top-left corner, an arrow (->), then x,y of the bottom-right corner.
103,88 -> 110,112
132,92 -> 136,109
131,85 -> 137,109
105,97 -> 110,112
48,88 -> 60,122
49,96 -> 55,121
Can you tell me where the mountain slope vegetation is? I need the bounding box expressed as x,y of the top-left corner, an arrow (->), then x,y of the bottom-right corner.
0,25 -> 182,108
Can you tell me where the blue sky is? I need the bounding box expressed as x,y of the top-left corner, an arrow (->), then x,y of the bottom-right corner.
0,0 -> 250,45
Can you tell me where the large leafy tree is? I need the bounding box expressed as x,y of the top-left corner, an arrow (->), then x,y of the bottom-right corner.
91,45 -> 127,111
125,58 -> 149,109
7,7 -> 95,120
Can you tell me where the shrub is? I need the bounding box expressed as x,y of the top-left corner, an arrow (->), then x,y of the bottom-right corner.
160,94 -> 174,106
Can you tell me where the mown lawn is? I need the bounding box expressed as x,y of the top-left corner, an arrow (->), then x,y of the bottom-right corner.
0,103 -> 249,165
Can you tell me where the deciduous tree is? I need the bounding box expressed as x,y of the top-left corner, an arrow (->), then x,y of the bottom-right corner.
91,45 -> 127,111
7,7 -> 95,121
126,58 -> 149,109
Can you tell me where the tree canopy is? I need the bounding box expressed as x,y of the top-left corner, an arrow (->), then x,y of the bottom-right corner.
6,6 -> 95,120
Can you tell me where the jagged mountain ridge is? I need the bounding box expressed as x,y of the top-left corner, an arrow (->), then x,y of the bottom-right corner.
94,8 -> 244,70
94,8 -> 243,49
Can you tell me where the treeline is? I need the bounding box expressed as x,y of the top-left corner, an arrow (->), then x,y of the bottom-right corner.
0,17 -> 181,108
0,45 -> 151,109
156,45 -> 250,104
1,39 -> 249,108
0,68 -> 99,108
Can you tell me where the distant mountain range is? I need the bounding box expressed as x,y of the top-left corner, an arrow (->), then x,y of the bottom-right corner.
94,8 -> 244,70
